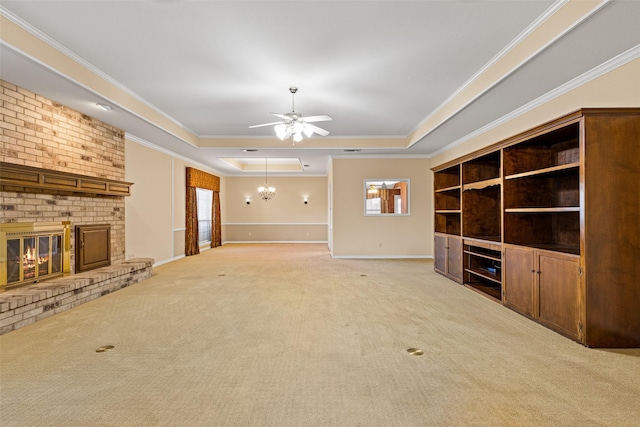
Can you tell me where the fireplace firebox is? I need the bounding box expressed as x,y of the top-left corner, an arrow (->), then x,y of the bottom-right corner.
0,222 -> 71,292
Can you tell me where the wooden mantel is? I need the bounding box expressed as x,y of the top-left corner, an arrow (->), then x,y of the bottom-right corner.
0,162 -> 133,197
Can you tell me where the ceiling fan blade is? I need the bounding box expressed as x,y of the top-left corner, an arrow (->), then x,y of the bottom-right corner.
270,113 -> 292,121
249,121 -> 285,129
302,115 -> 332,123
305,123 -> 330,137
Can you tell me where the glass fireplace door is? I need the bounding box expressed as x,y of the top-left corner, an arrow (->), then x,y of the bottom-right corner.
5,233 -> 63,287
6,238 -> 21,285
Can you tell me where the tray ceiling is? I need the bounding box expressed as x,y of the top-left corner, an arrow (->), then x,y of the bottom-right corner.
1,1 -> 638,175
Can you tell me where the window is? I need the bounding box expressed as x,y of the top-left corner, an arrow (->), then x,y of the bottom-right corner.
364,179 -> 410,216
196,188 -> 213,243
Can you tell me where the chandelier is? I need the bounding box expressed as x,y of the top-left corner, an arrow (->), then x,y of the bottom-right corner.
258,158 -> 275,201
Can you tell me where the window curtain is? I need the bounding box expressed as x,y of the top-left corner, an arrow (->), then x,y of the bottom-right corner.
211,191 -> 221,248
186,167 -> 221,256
185,186 -> 200,256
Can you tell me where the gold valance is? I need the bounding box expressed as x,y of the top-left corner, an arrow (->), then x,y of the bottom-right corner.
186,167 -> 220,192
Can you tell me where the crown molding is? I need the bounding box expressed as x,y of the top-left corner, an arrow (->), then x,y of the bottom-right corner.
429,43 -> 640,158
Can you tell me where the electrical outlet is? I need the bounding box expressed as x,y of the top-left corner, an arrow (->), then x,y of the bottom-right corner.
378,242 -> 382,248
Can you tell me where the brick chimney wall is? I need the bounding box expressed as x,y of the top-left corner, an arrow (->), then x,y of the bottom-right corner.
0,80 -> 126,272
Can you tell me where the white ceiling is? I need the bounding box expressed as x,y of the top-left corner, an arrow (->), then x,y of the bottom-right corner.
1,1 -> 639,176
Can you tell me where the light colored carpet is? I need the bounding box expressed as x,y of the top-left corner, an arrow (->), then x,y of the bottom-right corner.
1,243 -> 639,426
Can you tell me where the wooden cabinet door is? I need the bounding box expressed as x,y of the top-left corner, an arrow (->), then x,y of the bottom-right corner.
447,236 -> 463,283
434,234 -> 447,275
503,245 -> 536,317
537,251 -> 582,341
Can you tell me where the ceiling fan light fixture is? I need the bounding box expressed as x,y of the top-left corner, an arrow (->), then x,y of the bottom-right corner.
275,124 -> 287,140
250,87 -> 332,143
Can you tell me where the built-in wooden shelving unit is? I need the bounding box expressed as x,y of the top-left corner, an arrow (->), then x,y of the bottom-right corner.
432,108 -> 640,348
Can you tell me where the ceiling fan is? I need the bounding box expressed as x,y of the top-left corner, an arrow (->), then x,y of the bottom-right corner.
249,87 -> 332,143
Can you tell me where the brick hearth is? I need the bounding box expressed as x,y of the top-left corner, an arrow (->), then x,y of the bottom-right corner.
0,258 -> 153,335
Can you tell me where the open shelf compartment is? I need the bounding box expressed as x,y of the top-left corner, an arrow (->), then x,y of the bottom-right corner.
462,184 -> 501,242
435,188 -> 461,211
504,167 -> 579,210
464,243 -> 502,302
434,165 -> 461,191
503,122 -> 579,176
463,151 -> 501,185
435,212 -> 461,235
504,211 -> 580,255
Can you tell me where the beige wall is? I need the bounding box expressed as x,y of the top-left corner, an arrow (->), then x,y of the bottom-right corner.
125,138 -> 226,264
331,157 -> 432,258
224,176 -> 328,242
124,140 -> 173,263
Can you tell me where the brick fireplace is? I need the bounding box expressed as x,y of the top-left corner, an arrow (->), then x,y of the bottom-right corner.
0,80 -> 155,334
0,80 -> 129,290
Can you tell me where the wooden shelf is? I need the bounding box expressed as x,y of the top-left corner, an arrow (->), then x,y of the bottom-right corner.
465,267 -> 501,284
463,238 -> 502,251
0,162 -> 132,197
435,209 -> 461,214
435,185 -> 461,193
505,207 -> 579,213
462,235 -> 501,243
463,178 -> 501,191
505,162 -> 579,180
464,249 -> 501,262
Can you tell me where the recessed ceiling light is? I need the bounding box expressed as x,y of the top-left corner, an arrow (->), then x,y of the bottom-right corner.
96,103 -> 112,111
243,149 -> 258,152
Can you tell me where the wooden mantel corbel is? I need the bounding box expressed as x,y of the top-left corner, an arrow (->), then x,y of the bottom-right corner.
0,161 -> 133,197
